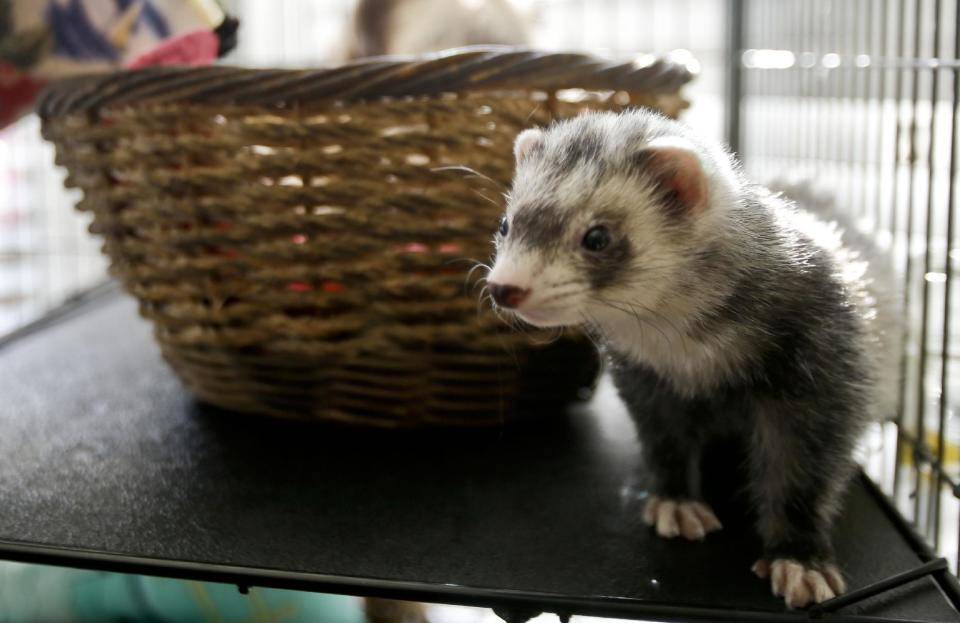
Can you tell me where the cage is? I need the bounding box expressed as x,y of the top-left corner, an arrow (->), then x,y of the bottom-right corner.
731,0 -> 960,574
1,0 -> 959,614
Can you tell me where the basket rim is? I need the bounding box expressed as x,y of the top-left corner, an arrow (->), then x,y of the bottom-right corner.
38,45 -> 697,118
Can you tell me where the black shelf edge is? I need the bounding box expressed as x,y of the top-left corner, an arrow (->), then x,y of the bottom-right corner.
858,473 -> 960,610
0,539 -> 943,623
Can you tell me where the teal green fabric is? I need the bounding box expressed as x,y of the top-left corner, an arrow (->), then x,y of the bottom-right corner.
0,562 -> 365,623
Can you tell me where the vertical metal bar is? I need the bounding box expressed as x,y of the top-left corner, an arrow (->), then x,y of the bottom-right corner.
908,0 -> 927,527
919,0 -> 943,543
824,0 -> 834,193
891,0 -> 910,501
826,0 -> 836,179
876,0 -> 894,493
762,0 -> 771,175
768,0 -> 777,178
874,0 -> 890,240
758,0 -> 768,180
800,0 -> 811,178
830,0 -> 842,201
802,0 -> 820,179
793,0 -> 803,174
857,0 -> 873,224
726,0 -> 744,155
760,0 -> 767,172
816,0 -> 829,180
934,0 -> 960,565
845,0 -> 861,218
782,0 -> 794,173
893,0 -> 924,517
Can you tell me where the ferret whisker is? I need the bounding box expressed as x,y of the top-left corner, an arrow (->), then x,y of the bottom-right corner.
430,165 -> 505,191
550,326 -> 566,344
459,259 -> 490,274
488,303 -> 527,335
543,278 -> 589,288
473,189 -> 504,209
477,290 -> 495,319
632,301 -> 692,355
471,276 -> 490,295
528,325 -> 565,346
523,105 -> 541,124
537,289 -> 585,306
538,283 -> 586,298
597,297 -> 676,352
446,257 -> 484,267
618,299 -> 691,357
464,263 -> 491,294
579,312 -> 606,352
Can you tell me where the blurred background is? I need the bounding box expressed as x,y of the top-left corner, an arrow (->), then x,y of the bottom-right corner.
0,0 -> 726,337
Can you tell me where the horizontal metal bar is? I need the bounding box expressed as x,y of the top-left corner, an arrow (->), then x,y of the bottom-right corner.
858,473 -> 960,608
741,56 -> 960,70
0,539 -> 945,623
810,558 -> 950,614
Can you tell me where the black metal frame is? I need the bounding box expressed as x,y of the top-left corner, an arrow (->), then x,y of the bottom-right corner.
0,471 -> 954,623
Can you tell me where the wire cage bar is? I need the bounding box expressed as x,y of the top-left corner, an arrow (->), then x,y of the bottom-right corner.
0,118 -> 106,336
732,0 -> 960,572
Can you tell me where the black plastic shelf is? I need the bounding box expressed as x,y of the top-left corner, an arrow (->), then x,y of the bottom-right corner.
0,286 -> 958,623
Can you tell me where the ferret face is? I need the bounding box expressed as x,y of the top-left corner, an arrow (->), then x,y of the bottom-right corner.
486,111 -> 716,329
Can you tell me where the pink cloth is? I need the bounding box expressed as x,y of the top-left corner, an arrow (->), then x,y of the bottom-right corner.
126,30 -> 220,69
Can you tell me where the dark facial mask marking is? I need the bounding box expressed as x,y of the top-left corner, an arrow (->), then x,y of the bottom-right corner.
585,233 -> 633,291
511,204 -> 567,255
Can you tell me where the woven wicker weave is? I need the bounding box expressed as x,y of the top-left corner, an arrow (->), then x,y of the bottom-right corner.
39,47 -> 695,427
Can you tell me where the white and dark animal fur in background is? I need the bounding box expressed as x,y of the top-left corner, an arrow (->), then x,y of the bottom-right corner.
485,109 -> 897,609
343,0 -> 528,60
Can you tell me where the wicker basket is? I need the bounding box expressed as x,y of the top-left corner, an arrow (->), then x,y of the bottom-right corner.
39,47 -> 694,427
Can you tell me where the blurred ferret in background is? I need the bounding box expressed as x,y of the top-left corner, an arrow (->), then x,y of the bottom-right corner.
343,0 -> 530,60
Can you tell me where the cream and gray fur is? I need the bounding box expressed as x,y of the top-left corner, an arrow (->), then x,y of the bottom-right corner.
343,0 -> 529,60
487,109 -> 896,609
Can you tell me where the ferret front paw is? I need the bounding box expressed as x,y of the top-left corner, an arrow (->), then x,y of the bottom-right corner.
752,559 -> 845,609
642,495 -> 722,540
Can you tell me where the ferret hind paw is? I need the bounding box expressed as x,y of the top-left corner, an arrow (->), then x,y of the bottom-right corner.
753,558 -> 846,609
642,495 -> 722,540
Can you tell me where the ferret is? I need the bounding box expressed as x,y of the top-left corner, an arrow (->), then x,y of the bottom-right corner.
486,109 -> 896,609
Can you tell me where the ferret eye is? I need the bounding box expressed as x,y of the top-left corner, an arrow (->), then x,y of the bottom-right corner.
581,225 -> 611,252
498,216 -> 509,237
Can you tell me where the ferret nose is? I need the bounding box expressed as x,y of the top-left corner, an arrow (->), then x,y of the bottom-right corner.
489,283 -> 530,309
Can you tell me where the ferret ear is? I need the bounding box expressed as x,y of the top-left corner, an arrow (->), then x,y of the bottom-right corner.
514,128 -> 544,163
634,138 -> 708,215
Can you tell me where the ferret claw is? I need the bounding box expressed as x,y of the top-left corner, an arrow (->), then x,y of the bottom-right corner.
754,558 -> 846,609
643,495 -> 722,540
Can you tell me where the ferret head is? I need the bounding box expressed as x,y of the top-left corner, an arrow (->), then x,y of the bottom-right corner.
486,110 -> 740,329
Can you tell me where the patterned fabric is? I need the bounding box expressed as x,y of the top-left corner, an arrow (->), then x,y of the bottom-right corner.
0,0 -> 237,128
0,562 -> 366,623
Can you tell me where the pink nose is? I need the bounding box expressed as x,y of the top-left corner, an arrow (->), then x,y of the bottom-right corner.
489,283 -> 530,308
